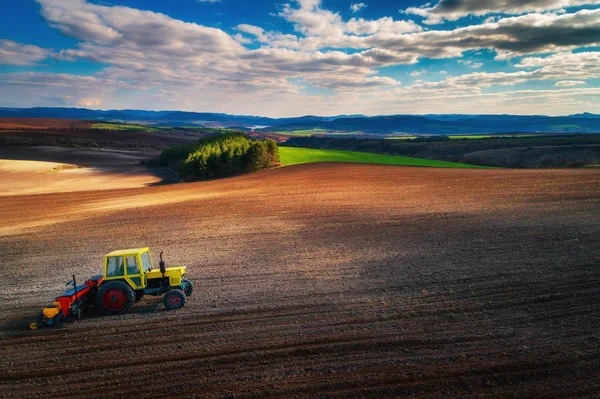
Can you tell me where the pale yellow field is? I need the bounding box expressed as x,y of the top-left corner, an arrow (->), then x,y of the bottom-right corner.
0,159 -> 165,196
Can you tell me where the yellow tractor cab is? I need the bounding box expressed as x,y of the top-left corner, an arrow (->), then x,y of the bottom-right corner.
98,248 -> 192,315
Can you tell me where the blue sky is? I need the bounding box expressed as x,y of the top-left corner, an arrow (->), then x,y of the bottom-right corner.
0,0 -> 599,116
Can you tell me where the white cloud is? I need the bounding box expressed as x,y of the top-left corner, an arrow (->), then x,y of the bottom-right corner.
268,8 -> 600,62
402,51 -> 600,94
350,3 -> 367,13
236,24 -> 265,38
344,17 -> 422,35
232,33 -> 252,44
279,0 -> 421,39
0,0 -> 596,116
368,86 -> 600,116
0,40 -> 52,66
515,51 -> 600,80
555,80 -> 586,86
35,0 -> 405,99
459,60 -> 484,68
405,0 -> 600,25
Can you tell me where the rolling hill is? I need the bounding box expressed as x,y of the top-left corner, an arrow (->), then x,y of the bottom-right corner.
0,107 -> 598,134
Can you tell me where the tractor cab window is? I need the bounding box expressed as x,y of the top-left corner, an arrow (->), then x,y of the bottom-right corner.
106,256 -> 124,277
140,251 -> 152,272
126,256 -> 139,275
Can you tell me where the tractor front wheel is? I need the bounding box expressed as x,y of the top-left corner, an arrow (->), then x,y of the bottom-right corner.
96,281 -> 136,315
164,289 -> 187,310
182,279 -> 193,297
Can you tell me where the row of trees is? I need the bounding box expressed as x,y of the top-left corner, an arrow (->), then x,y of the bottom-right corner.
158,133 -> 280,180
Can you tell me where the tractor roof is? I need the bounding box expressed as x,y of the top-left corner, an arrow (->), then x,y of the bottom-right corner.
105,247 -> 149,257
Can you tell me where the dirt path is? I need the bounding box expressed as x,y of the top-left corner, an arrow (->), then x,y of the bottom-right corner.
1,164 -> 599,398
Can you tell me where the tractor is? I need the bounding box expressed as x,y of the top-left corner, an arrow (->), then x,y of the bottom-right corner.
30,248 -> 192,329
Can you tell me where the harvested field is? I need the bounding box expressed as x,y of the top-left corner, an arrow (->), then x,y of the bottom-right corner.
0,147 -> 178,196
1,163 -> 599,398
0,159 -> 165,196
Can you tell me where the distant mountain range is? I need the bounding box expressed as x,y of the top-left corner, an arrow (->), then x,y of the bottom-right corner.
267,114 -> 600,134
0,107 -> 598,134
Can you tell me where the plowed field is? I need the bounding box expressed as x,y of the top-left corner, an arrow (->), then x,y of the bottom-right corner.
1,163 -> 599,398
0,118 -> 91,130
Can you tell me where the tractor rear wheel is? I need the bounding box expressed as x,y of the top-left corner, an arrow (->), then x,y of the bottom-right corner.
182,279 -> 193,296
96,281 -> 136,315
164,289 -> 187,310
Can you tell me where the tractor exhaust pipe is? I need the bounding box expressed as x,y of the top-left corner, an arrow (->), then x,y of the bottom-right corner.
159,251 -> 166,277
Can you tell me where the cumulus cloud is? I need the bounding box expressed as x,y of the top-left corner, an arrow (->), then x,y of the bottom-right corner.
35,0 -> 404,99
233,33 -> 252,44
236,24 -> 265,39
1,0 -> 596,116
279,0 -> 421,39
350,3 -> 367,13
38,0 -> 242,53
0,40 -> 52,66
514,51 -> 600,80
403,51 -> 600,93
344,17 -> 422,35
405,0 -> 600,24
268,8 -> 600,61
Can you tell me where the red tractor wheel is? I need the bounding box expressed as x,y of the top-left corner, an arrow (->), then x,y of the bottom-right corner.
163,289 -> 187,310
96,281 -> 136,315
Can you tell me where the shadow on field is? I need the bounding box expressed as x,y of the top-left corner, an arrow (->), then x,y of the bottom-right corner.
0,146 -> 180,188
4,297 -> 168,335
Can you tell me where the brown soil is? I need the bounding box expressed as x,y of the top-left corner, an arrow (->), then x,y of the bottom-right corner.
0,118 -> 91,130
1,163 -> 599,398
0,120 -> 197,149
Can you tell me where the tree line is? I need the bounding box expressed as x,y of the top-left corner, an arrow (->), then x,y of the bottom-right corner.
158,132 -> 280,180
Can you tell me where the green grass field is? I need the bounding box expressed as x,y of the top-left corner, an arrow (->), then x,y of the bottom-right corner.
278,147 -> 485,168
